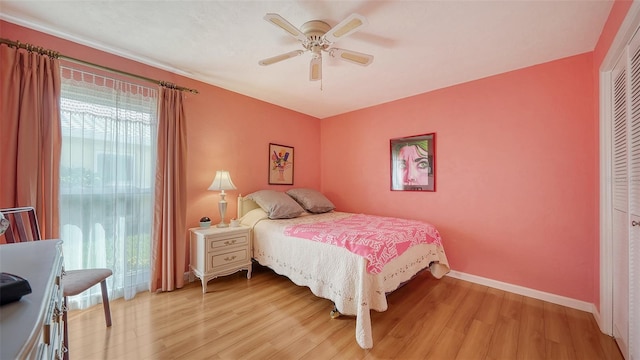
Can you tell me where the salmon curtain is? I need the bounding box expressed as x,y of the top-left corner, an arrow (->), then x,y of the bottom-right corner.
0,44 -> 61,239
150,86 -> 187,292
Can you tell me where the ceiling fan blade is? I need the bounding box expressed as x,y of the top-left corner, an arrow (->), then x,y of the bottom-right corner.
309,55 -> 322,81
323,13 -> 368,43
259,50 -> 304,66
329,48 -> 374,66
264,13 -> 308,42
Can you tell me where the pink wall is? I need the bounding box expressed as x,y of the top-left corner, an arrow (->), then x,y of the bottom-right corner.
321,53 -> 597,302
1,0 -> 633,304
0,20 -> 321,261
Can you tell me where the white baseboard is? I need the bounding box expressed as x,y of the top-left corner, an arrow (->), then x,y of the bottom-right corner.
446,270 -> 594,313
592,305 -> 610,335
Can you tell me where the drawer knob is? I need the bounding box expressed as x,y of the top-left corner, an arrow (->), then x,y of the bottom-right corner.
224,255 -> 237,262
53,307 -> 63,323
224,240 -> 237,246
57,345 -> 68,360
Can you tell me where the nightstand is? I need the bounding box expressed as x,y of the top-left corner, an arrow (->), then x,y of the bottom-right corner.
189,225 -> 252,293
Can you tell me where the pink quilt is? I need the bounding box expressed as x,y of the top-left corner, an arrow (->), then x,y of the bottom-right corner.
283,214 -> 443,274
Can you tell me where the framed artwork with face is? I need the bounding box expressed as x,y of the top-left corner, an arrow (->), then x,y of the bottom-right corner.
390,133 -> 435,191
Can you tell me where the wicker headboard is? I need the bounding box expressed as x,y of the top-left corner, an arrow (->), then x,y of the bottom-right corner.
237,195 -> 261,219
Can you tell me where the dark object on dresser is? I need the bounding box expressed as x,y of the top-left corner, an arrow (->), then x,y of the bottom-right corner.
0,272 -> 32,305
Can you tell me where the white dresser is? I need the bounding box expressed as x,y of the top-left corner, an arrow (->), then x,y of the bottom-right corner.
0,240 -> 65,359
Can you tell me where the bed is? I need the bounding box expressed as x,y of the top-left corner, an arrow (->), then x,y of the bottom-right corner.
236,189 -> 450,349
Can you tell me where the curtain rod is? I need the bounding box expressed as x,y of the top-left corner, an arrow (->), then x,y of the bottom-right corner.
0,38 -> 199,94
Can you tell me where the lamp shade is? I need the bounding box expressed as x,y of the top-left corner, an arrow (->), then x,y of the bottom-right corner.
208,170 -> 237,191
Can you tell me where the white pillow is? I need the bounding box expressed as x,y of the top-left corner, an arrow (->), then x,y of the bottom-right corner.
239,208 -> 268,227
245,190 -> 305,219
286,188 -> 335,214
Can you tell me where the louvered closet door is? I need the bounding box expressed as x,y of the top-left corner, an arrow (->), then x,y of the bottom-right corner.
612,50 -> 630,360
629,32 -> 640,360
612,29 -> 640,360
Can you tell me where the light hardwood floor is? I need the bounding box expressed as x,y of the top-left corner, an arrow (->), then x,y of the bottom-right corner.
67,264 -> 623,359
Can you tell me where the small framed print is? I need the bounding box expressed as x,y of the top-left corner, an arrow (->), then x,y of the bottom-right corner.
390,133 -> 435,191
268,143 -> 294,185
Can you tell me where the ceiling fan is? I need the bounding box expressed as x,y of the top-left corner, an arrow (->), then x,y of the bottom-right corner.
258,13 -> 374,81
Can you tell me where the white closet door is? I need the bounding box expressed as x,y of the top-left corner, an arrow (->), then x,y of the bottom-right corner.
613,50 -> 630,359
629,34 -> 640,360
613,29 -> 640,360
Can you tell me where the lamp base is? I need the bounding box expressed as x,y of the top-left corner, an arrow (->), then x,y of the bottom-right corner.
217,191 -> 229,228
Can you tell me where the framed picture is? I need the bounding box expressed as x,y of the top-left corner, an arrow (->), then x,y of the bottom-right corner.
269,143 -> 294,185
390,133 -> 435,191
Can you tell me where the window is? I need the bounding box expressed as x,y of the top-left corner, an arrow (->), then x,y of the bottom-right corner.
59,66 -> 158,308
96,153 -> 133,187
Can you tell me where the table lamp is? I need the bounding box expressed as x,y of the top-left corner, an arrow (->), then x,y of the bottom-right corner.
208,170 -> 237,227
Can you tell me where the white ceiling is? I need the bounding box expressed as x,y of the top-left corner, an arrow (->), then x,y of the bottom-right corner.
0,0 -> 613,119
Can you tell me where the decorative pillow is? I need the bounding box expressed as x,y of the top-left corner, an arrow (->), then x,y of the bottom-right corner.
286,188 -> 335,214
245,190 -> 305,219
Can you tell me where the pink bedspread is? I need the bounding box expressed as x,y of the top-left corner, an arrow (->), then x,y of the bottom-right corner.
283,214 -> 443,273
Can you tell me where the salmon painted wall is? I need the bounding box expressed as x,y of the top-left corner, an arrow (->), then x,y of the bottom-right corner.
2,1 -> 630,304
0,20 -> 321,262
591,0 -> 632,311
321,54 -> 597,302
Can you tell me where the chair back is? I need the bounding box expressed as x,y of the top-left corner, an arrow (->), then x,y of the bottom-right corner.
0,207 -> 41,243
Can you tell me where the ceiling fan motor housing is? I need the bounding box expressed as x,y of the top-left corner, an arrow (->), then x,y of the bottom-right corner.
301,20 -> 331,50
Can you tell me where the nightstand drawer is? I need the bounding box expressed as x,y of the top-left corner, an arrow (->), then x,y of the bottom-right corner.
209,248 -> 249,269
208,234 -> 248,251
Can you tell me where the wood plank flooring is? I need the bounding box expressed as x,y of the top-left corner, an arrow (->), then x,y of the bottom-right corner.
66,264 -> 623,359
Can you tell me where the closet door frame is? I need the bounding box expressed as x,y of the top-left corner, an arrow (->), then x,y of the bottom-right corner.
599,0 -> 640,339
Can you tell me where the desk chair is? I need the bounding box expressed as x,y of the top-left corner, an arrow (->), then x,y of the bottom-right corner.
0,207 -> 112,359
